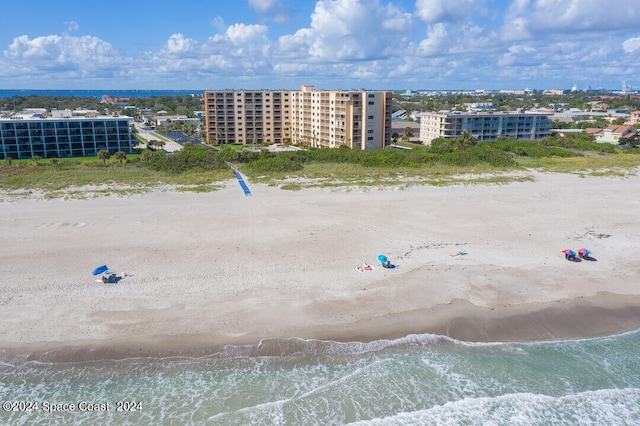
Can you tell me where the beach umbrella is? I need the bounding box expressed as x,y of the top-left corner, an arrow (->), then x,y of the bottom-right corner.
92,265 -> 109,276
377,255 -> 388,264
576,248 -> 591,255
561,249 -> 576,256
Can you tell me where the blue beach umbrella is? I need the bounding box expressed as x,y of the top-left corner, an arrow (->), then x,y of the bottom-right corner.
377,255 -> 388,264
92,265 -> 109,276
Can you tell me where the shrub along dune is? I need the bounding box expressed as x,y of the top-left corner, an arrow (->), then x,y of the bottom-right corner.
1,133 -> 639,197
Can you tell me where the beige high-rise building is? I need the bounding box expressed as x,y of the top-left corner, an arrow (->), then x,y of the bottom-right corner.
204,89 -> 291,146
204,86 -> 392,150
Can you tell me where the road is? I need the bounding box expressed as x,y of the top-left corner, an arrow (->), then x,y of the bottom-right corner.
134,123 -> 218,153
133,123 -> 183,152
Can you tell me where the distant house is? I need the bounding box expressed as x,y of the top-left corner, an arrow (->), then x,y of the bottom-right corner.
153,115 -> 201,127
584,128 -> 602,137
630,110 -> 640,125
138,108 -> 155,123
591,125 -> 638,144
392,109 -> 406,120
101,95 -> 130,107
391,120 -> 420,142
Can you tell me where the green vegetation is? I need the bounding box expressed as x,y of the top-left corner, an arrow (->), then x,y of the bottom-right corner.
0,94 -> 204,117
393,91 -> 640,118
0,95 -> 104,112
2,134 -> 639,198
0,151 -> 228,196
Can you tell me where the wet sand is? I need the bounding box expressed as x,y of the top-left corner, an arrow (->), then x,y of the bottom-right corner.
1,171 -> 639,361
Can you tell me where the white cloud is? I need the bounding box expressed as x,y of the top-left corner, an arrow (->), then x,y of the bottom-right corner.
248,0 -> 280,14
144,24 -> 273,82
65,21 -> 79,33
4,34 -> 117,67
1,0 -> 639,90
622,37 -> 640,53
417,24 -> 450,57
248,0 -> 290,24
502,0 -> 640,40
209,16 -> 226,34
276,0 -> 412,62
415,0 -> 483,23
164,33 -> 199,55
226,23 -> 269,46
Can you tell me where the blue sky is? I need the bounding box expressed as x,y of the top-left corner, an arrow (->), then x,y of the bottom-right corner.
2,0 -> 639,91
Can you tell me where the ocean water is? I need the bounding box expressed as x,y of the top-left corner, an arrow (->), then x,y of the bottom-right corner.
0,89 -> 204,99
2,330 -> 640,425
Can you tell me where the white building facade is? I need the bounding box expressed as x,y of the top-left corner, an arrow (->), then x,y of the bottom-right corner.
420,111 -> 552,145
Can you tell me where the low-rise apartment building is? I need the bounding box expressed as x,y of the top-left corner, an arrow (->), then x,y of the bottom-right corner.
419,111 -> 552,145
0,109 -> 134,160
204,86 -> 392,150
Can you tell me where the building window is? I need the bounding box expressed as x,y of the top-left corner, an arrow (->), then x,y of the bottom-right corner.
368,94 -> 374,98
368,115 -> 374,119
368,101 -> 374,105
367,136 -> 374,140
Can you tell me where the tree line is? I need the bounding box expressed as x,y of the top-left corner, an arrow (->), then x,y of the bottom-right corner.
1,95 -> 204,117
127,131 -> 630,176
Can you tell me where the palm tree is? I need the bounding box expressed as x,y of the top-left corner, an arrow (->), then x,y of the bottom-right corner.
247,130 -> 254,149
458,131 -> 477,149
392,132 -> 400,147
97,150 -> 110,163
402,126 -> 414,142
182,124 -> 196,136
114,151 -> 127,164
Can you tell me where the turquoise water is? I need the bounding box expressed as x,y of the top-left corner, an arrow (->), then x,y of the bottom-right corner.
2,330 -> 640,425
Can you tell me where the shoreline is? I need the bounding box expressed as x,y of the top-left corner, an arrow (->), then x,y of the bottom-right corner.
2,172 -> 640,362
3,293 -> 640,364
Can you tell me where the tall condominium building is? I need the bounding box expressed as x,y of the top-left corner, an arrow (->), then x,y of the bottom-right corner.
204,86 -> 392,150
204,89 -> 291,145
0,109 -> 134,160
419,111 -> 552,145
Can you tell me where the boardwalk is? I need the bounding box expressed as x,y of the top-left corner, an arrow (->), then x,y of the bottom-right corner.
226,162 -> 252,196
233,171 -> 252,196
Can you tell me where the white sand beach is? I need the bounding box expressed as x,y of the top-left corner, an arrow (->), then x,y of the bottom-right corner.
1,171 -> 640,360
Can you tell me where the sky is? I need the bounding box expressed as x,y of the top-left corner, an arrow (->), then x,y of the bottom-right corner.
2,0 -> 639,91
